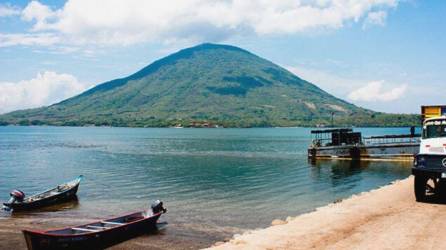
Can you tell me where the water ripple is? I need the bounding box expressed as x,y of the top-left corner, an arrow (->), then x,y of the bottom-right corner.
0,126 -> 412,237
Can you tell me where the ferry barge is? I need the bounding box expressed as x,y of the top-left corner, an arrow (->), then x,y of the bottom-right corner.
308,128 -> 420,161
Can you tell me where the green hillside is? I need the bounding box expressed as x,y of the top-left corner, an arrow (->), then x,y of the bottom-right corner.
0,43 -> 419,127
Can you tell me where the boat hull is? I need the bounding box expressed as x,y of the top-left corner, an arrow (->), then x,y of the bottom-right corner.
4,184 -> 79,211
308,143 -> 420,161
22,213 -> 161,250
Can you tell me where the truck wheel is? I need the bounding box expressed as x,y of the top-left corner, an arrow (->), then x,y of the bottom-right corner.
414,175 -> 429,202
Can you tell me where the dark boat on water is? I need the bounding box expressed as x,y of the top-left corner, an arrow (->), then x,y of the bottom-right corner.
22,201 -> 167,250
3,176 -> 82,211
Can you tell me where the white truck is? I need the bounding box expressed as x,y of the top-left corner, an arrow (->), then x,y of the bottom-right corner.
413,105 -> 446,201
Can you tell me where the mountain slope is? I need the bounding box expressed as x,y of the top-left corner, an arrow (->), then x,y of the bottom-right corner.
0,43 -> 418,127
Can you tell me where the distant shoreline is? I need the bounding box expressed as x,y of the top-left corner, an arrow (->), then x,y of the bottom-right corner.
0,124 -> 421,129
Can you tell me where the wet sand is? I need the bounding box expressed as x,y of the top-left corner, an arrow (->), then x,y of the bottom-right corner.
207,176 -> 446,250
0,215 -> 228,250
4,176 -> 439,250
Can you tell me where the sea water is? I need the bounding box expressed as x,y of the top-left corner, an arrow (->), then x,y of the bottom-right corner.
0,126 -> 414,248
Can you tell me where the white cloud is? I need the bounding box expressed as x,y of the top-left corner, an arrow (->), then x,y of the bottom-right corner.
0,4 -> 20,17
0,33 -> 60,47
286,65 -> 432,113
285,65 -> 357,96
347,81 -> 407,102
22,1 -> 59,31
0,71 -> 90,114
363,10 -> 387,29
2,0 -> 400,47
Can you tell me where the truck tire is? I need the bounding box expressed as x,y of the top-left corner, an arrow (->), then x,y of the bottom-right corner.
414,175 -> 428,202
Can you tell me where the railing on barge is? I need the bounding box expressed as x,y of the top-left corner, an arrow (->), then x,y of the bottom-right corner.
310,128 -> 360,147
308,128 -> 421,161
362,134 -> 421,145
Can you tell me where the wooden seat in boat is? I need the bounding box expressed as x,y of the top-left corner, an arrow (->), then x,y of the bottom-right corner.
86,225 -> 108,230
101,221 -> 124,226
72,227 -> 99,232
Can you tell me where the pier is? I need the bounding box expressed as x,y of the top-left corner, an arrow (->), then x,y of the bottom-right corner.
308,128 -> 420,161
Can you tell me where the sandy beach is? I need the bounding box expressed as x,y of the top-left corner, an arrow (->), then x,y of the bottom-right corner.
0,215 -> 218,250
3,176 -> 445,250
208,176 -> 446,250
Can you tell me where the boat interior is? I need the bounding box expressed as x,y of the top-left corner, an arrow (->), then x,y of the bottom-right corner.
24,178 -> 80,203
46,212 -> 147,235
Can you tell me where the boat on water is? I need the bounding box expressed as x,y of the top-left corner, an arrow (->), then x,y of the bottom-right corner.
22,200 -> 167,250
2,176 -> 82,211
308,128 -> 420,161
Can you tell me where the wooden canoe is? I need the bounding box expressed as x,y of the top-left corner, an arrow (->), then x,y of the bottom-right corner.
3,176 -> 82,211
22,202 -> 166,250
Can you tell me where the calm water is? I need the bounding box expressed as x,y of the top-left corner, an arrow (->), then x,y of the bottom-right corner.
0,126 -> 415,247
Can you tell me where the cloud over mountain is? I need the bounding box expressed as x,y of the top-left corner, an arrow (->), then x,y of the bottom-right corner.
1,0 -> 399,47
348,81 -> 407,102
0,71 -> 90,114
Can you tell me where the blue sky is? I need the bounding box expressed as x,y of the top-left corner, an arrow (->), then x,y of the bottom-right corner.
0,0 -> 444,114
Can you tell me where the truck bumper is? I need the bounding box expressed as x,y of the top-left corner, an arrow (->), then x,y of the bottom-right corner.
412,168 -> 446,178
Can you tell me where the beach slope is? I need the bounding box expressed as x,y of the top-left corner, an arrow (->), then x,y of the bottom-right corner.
208,176 -> 446,250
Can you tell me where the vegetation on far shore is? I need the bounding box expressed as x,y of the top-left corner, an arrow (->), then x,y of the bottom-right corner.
0,113 -> 420,128
0,43 -> 420,128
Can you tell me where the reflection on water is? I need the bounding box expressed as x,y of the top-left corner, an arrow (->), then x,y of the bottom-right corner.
0,126 -> 413,246
310,160 -> 411,191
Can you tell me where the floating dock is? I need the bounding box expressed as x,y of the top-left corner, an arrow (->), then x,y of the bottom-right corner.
308,128 -> 420,161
